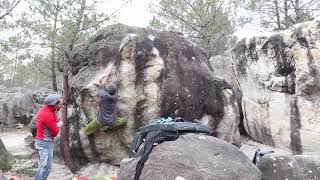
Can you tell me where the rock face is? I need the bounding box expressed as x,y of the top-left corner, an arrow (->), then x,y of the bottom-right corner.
0,87 -> 54,128
210,55 -> 242,104
118,133 -> 261,180
67,24 -> 240,165
257,154 -> 320,180
232,20 -> 320,154
0,138 -> 12,171
210,55 -> 244,133
0,170 -> 4,180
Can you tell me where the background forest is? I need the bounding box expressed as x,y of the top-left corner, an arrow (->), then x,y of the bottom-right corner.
0,0 -> 319,90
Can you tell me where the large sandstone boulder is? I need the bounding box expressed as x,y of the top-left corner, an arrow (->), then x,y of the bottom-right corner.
257,154 -> 320,180
67,24 -> 241,165
118,133 -> 261,180
0,87 -> 54,128
231,20 -> 320,154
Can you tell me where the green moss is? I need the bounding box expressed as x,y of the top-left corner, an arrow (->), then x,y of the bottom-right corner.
16,167 -> 37,177
14,154 -> 32,160
0,159 -> 13,171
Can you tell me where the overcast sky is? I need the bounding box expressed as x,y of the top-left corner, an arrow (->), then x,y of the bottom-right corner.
10,0 -> 154,27
97,0 -> 263,39
9,0 -> 320,40
8,0 -> 260,39
97,0 -> 155,27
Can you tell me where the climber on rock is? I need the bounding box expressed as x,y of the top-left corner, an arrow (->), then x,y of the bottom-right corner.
84,67 -> 126,135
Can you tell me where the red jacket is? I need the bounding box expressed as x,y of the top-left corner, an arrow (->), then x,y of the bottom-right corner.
36,105 -> 60,141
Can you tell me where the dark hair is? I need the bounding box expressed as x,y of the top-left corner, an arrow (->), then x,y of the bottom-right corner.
106,84 -> 117,95
56,100 -> 64,106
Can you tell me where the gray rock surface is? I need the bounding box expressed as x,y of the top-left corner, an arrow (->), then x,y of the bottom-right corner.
231,20 -> 320,153
257,154 -> 320,180
0,137 -> 12,171
118,133 -> 261,180
210,55 -> 242,105
210,55 -> 244,133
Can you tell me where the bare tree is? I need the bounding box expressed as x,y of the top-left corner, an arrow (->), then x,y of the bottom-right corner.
24,0 -> 66,91
59,0 -> 124,172
50,0 -> 60,91
59,0 -> 86,172
150,0 -> 238,57
248,0 -> 320,30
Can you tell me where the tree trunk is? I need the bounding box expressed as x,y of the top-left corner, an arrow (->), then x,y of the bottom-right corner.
294,0 -> 301,23
284,0 -> 289,29
274,0 -> 282,30
59,0 -> 86,173
50,1 -> 59,92
60,61 -> 77,173
36,68 -> 40,89
11,53 -> 18,87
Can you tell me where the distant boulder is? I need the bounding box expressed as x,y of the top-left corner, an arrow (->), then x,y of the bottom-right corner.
0,87 -> 54,128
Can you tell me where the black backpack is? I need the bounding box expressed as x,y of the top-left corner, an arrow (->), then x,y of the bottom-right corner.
29,115 -> 37,138
252,148 -> 274,165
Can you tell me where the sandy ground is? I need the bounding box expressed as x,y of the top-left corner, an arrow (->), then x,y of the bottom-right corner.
1,129 -> 34,157
1,128 -> 73,180
1,129 -> 118,180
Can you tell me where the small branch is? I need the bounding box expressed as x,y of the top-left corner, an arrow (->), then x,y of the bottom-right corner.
155,4 -> 206,38
81,0 -> 130,31
32,61 -> 53,79
0,0 -> 22,20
